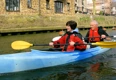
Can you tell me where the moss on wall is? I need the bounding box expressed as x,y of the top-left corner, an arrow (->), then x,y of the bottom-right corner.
0,14 -> 116,33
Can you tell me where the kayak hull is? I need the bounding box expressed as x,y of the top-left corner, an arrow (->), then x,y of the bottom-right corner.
0,47 -> 110,74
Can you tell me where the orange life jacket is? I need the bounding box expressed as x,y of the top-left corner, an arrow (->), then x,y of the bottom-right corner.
89,28 -> 101,42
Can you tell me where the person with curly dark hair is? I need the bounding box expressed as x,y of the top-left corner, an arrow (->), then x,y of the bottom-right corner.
49,20 -> 86,52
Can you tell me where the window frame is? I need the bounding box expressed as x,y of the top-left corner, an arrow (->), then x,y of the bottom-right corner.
46,0 -> 50,10
54,1 -> 63,13
67,2 -> 70,11
5,0 -> 20,12
27,0 -> 32,8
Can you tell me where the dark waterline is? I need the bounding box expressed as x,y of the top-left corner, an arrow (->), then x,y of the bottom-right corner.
0,29 -> 116,80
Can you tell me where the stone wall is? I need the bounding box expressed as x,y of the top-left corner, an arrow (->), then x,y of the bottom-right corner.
0,0 -> 39,16
0,0 -> 75,16
0,0 -> 115,33
40,0 -> 75,16
20,0 -> 39,15
0,0 -> 5,15
0,14 -> 116,33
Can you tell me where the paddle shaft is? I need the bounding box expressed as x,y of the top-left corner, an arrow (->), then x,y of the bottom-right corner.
85,35 -> 116,38
33,43 -> 91,46
33,44 -> 68,46
33,44 -> 49,46
33,42 -> 116,46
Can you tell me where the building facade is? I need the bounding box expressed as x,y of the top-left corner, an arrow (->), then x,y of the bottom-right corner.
111,0 -> 116,15
86,0 -> 112,15
104,0 -> 112,15
75,0 -> 88,14
40,0 -> 75,16
0,0 -> 75,16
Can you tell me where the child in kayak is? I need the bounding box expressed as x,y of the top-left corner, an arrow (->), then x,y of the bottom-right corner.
49,20 -> 86,52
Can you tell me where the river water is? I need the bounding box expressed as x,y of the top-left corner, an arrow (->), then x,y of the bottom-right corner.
0,29 -> 116,80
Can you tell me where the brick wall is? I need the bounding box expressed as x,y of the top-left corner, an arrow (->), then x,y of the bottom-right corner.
40,0 -> 75,16
0,0 -> 75,16
0,0 -> 39,16
0,0 -> 5,15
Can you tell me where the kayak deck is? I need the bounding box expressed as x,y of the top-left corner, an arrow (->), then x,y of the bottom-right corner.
0,47 -> 110,74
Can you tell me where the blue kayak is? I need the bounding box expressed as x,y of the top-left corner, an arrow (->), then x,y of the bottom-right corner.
0,47 -> 110,74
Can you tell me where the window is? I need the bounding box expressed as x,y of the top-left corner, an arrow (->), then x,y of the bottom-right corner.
55,1 -> 63,13
27,0 -> 32,8
46,0 -> 50,9
5,0 -> 20,11
67,3 -> 70,11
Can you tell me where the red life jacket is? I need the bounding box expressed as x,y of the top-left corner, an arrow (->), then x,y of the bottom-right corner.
53,32 -> 86,52
89,28 -> 100,42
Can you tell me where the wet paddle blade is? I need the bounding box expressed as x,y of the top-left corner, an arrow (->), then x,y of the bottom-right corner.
11,41 -> 33,50
100,45 -> 116,48
96,42 -> 116,45
92,42 -> 116,48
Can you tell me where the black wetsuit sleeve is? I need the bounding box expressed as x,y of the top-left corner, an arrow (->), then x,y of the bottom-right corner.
98,29 -> 109,36
98,29 -> 109,41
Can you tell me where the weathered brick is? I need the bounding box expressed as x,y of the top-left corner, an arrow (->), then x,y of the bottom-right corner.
0,0 -> 75,16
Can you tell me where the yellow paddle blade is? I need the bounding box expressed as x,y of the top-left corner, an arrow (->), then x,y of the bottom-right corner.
91,42 -> 116,48
100,45 -> 116,48
96,42 -> 116,45
11,41 -> 33,50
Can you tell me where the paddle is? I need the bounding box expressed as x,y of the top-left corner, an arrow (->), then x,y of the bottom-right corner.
85,35 -> 116,38
52,35 -> 116,41
11,40 -> 116,50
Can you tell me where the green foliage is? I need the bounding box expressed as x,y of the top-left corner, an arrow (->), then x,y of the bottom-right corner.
0,14 -> 116,31
80,17 -> 90,21
99,11 -> 104,15
94,17 -> 105,21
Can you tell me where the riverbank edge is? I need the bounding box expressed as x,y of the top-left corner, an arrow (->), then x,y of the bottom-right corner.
0,14 -> 116,33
